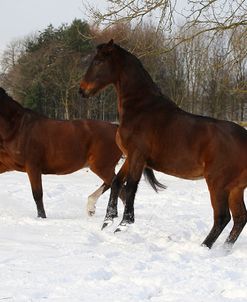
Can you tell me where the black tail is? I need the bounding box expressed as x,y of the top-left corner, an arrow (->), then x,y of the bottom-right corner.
143,168 -> 167,192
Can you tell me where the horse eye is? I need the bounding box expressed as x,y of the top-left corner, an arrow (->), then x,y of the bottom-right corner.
93,60 -> 102,66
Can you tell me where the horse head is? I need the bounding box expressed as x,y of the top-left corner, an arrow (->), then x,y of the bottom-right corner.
79,39 -> 121,98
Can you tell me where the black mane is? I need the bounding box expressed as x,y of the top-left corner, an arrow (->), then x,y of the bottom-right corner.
0,87 -> 37,119
0,87 -> 7,97
109,43 -> 166,98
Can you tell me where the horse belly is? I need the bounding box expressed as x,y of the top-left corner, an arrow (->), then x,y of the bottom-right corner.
42,163 -> 86,175
148,156 -> 204,180
42,154 -> 87,175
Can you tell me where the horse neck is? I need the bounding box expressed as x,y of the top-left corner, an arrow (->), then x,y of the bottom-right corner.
114,53 -> 162,110
4,97 -> 24,117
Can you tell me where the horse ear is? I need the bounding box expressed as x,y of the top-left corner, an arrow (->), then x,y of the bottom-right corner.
107,39 -> 114,46
97,39 -> 115,54
106,39 -> 114,52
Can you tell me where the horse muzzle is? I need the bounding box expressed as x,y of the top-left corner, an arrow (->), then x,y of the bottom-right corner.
79,81 -> 96,98
78,87 -> 89,98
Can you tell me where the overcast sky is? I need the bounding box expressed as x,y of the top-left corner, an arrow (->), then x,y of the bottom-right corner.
0,0 -> 189,57
0,0 -> 95,55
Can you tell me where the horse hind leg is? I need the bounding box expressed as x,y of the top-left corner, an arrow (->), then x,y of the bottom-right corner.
27,168 -> 46,218
224,187 -> 247,247
87,183 -> 109,216
202,187 -> 231,249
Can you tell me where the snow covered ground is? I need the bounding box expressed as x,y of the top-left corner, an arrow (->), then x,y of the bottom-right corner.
0,165 -> 246,302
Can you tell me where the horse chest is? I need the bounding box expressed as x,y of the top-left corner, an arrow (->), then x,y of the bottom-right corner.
0,150 -> 24,171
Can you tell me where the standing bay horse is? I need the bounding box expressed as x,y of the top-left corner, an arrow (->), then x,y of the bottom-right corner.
0,87 -> 124,218
79,39 -> 247,248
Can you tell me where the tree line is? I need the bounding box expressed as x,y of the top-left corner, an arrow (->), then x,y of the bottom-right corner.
0,19 -> 246,122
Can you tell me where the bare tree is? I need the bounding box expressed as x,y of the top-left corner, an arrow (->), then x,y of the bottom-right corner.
84,0 -> 175,32
84,0 -> 247,52
0,39 -> 25,73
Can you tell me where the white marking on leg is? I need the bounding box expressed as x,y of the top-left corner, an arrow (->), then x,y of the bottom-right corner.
87,185 -> 105,216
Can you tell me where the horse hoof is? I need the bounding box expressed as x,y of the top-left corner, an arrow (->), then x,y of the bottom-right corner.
88,210 -> 95,216
114,222 -> 129,233
223,242 -> 233,253
101,219 -> 113,230
38,212 -> 46,219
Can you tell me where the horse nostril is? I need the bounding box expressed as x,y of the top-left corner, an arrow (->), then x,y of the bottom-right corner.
78,87 -> 85,97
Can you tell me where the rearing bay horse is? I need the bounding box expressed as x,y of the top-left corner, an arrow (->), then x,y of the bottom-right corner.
0,87 -> 124,217
79,39 -> 247,248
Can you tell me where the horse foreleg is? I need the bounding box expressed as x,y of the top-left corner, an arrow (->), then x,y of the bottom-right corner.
27,168 -> 46,218
87,183 -> 109,216
102,160 -> 128,229
224,187 -> 247,248
0,162 -> 11,174
119,185 -> 126,205
114,154 -> 144,232
202,185 -> 230,248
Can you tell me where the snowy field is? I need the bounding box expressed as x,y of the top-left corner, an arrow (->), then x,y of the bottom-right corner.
0,165 -> 247,302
